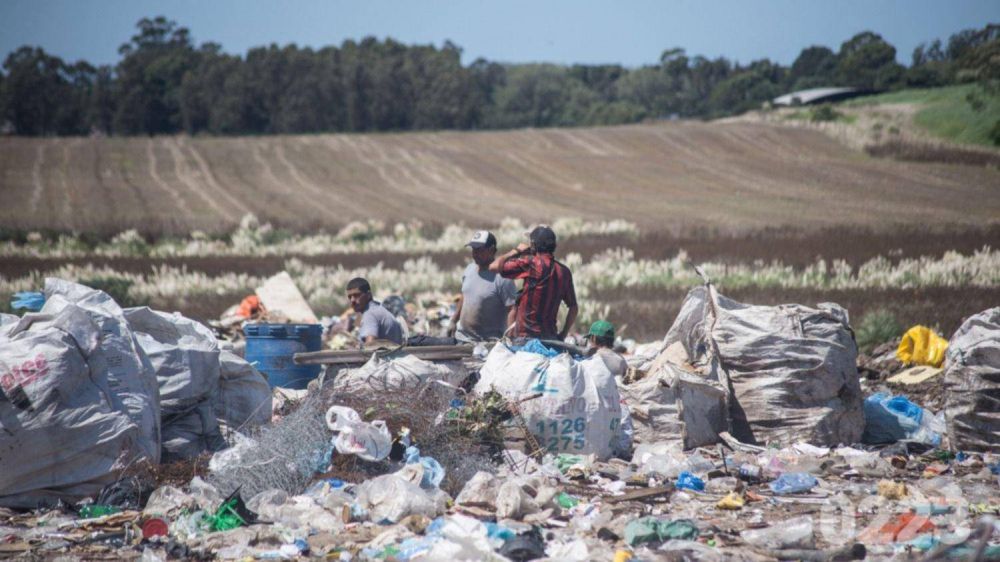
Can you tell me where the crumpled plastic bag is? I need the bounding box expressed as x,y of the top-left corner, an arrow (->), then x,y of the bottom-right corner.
353,464 -> 449,523
325,405 -> 391,461
897,325 -> 948,367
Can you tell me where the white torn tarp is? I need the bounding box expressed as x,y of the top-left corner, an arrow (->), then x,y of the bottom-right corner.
665,283 -> 863,447
943,307 -> 1000,451
0,304 -> 146,508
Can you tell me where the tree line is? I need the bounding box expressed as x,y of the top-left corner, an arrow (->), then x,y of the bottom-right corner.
1,17 -> 996,136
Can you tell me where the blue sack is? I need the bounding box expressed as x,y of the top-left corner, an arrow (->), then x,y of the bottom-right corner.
862,392 -> 923,444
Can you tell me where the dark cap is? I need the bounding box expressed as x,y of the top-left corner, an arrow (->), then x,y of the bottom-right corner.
529,225 -> 557,252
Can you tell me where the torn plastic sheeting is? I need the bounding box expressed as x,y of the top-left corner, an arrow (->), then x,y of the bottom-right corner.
943,307 -> 1000,452
0,304 -> 145,508
215,350 -> 272,432
664,284 -> 864,447
352,463 -> 449,523
618,359 -> 728,449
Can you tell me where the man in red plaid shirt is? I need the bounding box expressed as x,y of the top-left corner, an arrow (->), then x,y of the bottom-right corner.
489,225 -> 578,340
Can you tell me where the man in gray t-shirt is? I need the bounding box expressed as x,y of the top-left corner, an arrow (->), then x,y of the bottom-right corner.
448,231 -> 518,342
347,277 -> 403,346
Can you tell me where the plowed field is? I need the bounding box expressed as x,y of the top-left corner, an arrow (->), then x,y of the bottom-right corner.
1,121 -> 998,235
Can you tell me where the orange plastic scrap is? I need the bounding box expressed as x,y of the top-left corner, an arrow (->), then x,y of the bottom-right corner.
237,295 -> 262,318
858,513 -> 935,544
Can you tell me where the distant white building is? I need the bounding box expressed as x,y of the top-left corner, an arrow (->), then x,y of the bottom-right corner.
772,87 -> 868,106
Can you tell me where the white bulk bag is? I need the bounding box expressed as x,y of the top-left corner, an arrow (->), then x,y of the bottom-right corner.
474,343 -> 624,460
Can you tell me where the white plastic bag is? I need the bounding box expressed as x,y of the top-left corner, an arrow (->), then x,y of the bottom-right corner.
474,343 -> 624,460
325,406 -> 392,461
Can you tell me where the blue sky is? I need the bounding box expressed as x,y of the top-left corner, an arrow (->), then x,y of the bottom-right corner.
1,0 -> 997,68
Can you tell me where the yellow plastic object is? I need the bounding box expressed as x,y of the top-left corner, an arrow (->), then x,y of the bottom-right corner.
896,326 -> 948,368
716,492 -> 745,510
614,550 -> 633,562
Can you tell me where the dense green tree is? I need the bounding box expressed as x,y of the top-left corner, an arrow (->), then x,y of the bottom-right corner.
836,31 -> 905,90
788,46 -> 837,90
1,17 -> 993,136
114,16 -> 197,134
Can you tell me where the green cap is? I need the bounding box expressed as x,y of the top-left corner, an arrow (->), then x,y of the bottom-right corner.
588,320 -> 615,339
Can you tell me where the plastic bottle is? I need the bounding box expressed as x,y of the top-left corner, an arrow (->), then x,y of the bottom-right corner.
768,472 -> 818,495
738,464 -> 762,482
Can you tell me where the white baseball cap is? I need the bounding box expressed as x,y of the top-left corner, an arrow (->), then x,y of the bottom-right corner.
466,230 -> 497,248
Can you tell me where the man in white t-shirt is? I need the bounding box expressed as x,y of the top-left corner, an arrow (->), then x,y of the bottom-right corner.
448,231 -> 518,342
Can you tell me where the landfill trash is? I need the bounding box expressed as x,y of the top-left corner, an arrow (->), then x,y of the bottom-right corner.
896,325 -> 948,367
943,307 -> 1000,451
862,392 -> 944,446
331,353 -> 467,402
886,364 -> 943,385
741,515 -> 814,549
768,472 -> 818,494
10,291 -> 45,311
617,354 -> 728,449
716,492 -> 745,510
499,530 -> 546,561
43,278 -> 162,462
215,349 -> 272,432
77,504 -> 121,518
404,446 -> 445,489
857,512 -> 935,544
624,517 -> 699,546
675,471 -> 705,492
255,271 -> 319,324
475,340 -> 625,459
876,479 -> 908,500
325,405 -> 392,461
664,283 -> 863,447
125,306 -> 227,461
353,463 -> 449,523
454,471 -> 500,508
0,302 -> 150,508
143,485 -> 195,517
141,517 -> 169,539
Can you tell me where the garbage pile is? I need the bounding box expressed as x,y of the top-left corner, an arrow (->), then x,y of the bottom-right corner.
2,279 -> 999,560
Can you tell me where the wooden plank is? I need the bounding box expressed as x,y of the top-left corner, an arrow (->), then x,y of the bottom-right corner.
294,345 -> 475,365
601,485 -> 673,504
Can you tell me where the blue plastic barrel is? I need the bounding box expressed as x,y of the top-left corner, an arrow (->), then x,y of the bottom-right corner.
244,323 -> 323,389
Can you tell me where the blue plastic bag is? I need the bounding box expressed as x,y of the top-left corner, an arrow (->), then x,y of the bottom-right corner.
11,291 -> 45,312
675,471 -> 705,492
862,392 -> 936,445
769,472 -> 818,495
404,446 -> 445,489
511,338 -> 561,358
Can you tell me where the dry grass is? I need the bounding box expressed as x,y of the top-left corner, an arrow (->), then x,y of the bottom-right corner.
1,121 -> 998,236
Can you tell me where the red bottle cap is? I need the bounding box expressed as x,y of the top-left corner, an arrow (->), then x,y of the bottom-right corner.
142,518 -> 169,538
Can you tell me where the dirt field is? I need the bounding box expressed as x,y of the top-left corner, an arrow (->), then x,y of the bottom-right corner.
1,121 -> 998,236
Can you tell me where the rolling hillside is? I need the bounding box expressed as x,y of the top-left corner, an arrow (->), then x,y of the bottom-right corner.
1,121 -> 998,235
